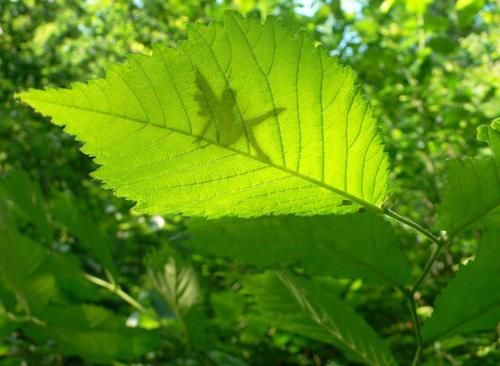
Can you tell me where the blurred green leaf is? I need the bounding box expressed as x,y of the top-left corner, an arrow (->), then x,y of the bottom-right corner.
149,257 -> 200,316
0,199 -> 56,314
26,304 -> 160,363
51,191 -> 117,275
0,170 -> 52,243
427,36 -> 458,54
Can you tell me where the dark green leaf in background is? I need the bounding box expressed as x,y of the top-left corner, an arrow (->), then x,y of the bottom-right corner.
245,272 -> 398,366
189,212 -> 411,287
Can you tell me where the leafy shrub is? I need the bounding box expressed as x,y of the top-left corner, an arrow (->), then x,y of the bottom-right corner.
1,8 -> 498,366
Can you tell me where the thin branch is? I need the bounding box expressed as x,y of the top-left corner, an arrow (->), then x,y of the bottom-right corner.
406,293 -> 423,366
411,244 -> 443,293
84,273 -> 146,313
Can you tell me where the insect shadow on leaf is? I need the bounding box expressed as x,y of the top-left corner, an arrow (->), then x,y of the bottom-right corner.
193,68 -> 285,162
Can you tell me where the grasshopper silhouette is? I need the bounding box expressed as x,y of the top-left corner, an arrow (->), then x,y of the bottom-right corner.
194,69 -> 284,162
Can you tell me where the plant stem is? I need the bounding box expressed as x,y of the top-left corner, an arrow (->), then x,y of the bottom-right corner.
404,236 -> 446,365
84,273 -> 147,313
407,294 -> 423,366
384,208 -> 441,245
381,207 -> 448,365
411,244 -> 443,293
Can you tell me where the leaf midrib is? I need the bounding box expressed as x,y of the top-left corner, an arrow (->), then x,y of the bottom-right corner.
25,96 -> 384,214
276,272 -> 395,366
449,197 -> 500,238
328,245 -> 406,288
426,299 -> 500,341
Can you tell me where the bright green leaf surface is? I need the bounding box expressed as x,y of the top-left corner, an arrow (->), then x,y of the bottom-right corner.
422,229 -> 500,341
188,212 -> 410,286
245,272 -> 398,366
438,121 -> 500,235
26,305 -> 159,363
18,12 -> 389,217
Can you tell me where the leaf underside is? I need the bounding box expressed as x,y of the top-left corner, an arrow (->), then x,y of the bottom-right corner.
188,212 -> 411,286
246,272 -> 398,366
437,120 -> 500,235
422,229 -> 500,341
19,11 -> 388,218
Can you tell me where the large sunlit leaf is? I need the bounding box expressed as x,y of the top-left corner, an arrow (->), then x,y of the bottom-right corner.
245,272 -> 398,366
188,212 -> 410,286
437,120 -> 500,236
18,11 -> 389,217
422,229 -> 500,341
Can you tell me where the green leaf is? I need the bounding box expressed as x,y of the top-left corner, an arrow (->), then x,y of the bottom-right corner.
51,191 -> 117,274
0,312 -> 17,338
18,11 -> 389,218
188,212 -> 410,286
477,118 -> 500,158
0,170 -> 52,243
245,272 -> 398,366
148,257 -> 200,316
437,121 -> 500,236
422,229 -> 500,341
26,305 -> 159,363
46,253 -> 101,301
455,0 -> 484,11
0,199 -> 56,314
406,0 -> 432,14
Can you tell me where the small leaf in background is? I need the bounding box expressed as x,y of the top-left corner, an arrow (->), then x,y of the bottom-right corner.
149,257 -> 200,317
406,0 -> 432,14
245,272 -> 398,366
422,229 -> 500,341
427,36 -> 458,55
437,121 -> 500,236
188,212 -> 411,287
455,0 -> 485,26
18,11 -> 389,218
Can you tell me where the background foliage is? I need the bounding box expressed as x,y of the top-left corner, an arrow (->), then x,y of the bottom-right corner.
0,0 -> 498,365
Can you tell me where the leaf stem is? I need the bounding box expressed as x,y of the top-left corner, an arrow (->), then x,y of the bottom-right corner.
383,208 -> 442,245
404,237 -> 445,365
84,273 -> 147,313
411,244 -> 443,293
407,294 -> 423,366
381,207 -> 447,365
